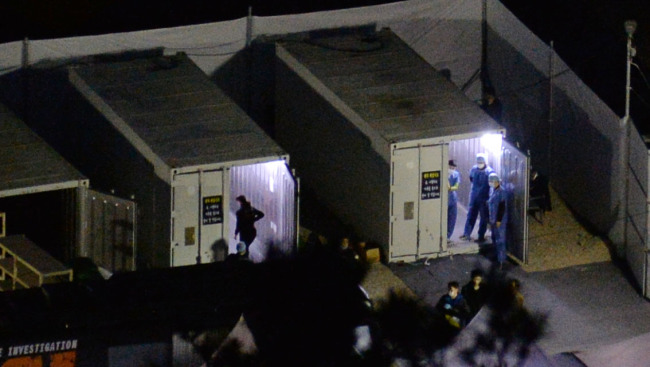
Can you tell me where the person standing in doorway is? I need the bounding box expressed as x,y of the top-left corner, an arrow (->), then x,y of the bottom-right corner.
460,153 -> 494,243
234,195 -> 265,257
447,160 -> 461,243
487,173 -> 508,269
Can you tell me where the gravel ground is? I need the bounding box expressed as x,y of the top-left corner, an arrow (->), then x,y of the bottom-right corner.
361,262 -> 415,302
522,187 -> 611,273
363,186 -> 613,304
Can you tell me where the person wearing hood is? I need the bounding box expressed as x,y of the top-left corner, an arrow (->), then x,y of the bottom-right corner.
447,160 -> 461,242
487,173 -> 508,269
460,153 -> 494,243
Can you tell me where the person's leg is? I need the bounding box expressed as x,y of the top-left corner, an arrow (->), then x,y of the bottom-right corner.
463,201 -> 479,238
241,234 -> 255,257
477,201 -> 489,241
495,225 -> 507,266
448,203 -> 457,240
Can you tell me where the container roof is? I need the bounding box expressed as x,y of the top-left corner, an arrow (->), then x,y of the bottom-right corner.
277,28 -> 503,143
0,104 -> 87,198
69,53 -> 285,172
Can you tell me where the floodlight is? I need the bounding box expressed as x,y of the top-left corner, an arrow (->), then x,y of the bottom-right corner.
625,20 -> 637,38
480,133 -> 503,153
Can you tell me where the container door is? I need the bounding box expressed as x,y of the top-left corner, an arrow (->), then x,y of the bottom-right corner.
171,173 -> 201,267
80,188 -> 137,273
200,170 -> 224,263
391,147 -> 419,259
418,145 -> 444,256
501,140 -> 530,264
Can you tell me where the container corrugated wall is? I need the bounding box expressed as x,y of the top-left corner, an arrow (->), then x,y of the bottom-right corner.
229,161 -> 296,255
449,137 -> 529,263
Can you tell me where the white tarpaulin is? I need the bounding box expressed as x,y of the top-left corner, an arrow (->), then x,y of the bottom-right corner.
484,0 -> 628,249
0,0 -> 482,77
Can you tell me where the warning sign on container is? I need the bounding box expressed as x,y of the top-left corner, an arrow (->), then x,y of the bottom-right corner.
202,196 -> 223,225
421,171 -> 441,200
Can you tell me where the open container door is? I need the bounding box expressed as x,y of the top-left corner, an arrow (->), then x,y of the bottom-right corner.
501,140 -> 530,264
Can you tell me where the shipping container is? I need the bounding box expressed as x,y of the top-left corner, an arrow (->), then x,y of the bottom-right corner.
59,52 -> 298,268
0,103 -> 137,284
273,28 -> 529,263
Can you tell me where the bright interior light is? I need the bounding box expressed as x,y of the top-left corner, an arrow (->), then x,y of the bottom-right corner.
480,133 -> 503,153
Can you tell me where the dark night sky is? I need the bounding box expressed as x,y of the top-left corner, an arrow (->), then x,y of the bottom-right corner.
501,0 -> 650,132
2,0 -> 649,131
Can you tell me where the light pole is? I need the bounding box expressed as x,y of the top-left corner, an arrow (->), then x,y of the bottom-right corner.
622,20 -> 636,255
625,20 -> 637,122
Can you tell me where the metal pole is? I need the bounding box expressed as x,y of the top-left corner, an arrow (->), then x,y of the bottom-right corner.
21,38 -> 29,68
623,20 -> 636,124
625,35 -> 633,121
548,40 -> 554,179
622,20 -> 636,257
481,0 -> 488,96
246,6 -> 253,48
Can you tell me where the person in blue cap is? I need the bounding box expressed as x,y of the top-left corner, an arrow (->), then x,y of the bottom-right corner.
487,172 -> 508,269
447,160 -> 461,242
460,153 -> 494,243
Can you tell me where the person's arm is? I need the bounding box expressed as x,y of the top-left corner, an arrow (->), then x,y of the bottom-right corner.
458,298 -> 471,319
253,208 -> 265,222
436,296 -> 449,314
496,199 -> 506,226
449,176 -> 459,192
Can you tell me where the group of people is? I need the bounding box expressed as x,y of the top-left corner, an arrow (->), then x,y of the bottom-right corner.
436,269 -> 525,329
435,269 -> 490,329
447,154 -> 508,268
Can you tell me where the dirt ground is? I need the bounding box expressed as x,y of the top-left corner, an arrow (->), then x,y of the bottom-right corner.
521,187 -> 611,273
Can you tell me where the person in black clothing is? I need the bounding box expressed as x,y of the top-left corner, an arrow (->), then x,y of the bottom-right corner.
461,269 -> 491,320
436,281 -> 471,329
481,86 -> 503,123
234,195 -> 265,257
529,168 -> 552,212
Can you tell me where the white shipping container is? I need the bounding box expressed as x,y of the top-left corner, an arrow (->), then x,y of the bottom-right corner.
54,52 -> 299,268
274,28 -> 528,262
170,157 -> 296,267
